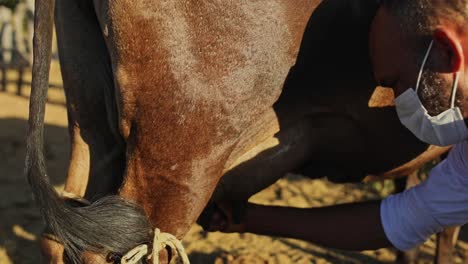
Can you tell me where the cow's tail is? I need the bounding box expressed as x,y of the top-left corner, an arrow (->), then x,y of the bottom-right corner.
26,1 -> 152,262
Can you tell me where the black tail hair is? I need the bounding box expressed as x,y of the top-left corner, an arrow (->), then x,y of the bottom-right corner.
26,1 -> 152,262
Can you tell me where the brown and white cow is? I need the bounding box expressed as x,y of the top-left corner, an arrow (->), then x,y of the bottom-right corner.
27,0 -> 448,263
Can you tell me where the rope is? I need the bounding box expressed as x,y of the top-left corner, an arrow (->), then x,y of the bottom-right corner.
121,228 -> 190,264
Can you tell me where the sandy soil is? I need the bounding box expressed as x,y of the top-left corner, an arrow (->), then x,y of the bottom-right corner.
1,64 -> 468,264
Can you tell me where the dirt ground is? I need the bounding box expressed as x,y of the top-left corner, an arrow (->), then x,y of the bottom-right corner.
1,64 -> 468,264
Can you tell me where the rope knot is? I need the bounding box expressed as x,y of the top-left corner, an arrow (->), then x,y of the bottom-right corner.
121,228 -> 190,264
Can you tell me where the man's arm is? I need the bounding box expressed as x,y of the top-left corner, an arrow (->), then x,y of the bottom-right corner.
244,200 -> 392,251
246,142 -> 468,251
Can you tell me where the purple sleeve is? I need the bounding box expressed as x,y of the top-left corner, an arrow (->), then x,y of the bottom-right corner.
380,142 -> 468,251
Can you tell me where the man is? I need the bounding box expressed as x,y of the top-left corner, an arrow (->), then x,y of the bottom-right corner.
205,0 -> 468,252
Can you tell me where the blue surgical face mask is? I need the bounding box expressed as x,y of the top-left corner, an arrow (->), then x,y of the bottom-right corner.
395,40 -> 468,146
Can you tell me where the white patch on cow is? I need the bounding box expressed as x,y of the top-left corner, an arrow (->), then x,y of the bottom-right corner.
103,24 -> 109,37
177,114 -> 187,125
170,164 -> 179,171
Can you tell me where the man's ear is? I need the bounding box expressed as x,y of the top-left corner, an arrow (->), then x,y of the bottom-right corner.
433,28 -> 464,73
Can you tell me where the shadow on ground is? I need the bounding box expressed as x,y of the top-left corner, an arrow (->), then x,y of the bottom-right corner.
0,117 -> 68,263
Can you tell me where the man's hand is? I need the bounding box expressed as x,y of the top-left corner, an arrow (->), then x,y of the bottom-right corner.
198,200 -> 247,233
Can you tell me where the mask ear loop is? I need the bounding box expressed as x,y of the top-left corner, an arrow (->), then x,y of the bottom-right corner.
450,72 -> 460,108
415,40 -> 434,93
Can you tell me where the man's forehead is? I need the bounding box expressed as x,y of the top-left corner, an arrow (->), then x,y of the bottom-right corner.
369,6 -> 416,89
369,7 -> 404,57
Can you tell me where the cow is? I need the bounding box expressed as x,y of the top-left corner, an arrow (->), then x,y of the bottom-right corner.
27,0 -> 450,263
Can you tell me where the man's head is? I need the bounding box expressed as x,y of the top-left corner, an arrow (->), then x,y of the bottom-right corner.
369,0 -> 468,118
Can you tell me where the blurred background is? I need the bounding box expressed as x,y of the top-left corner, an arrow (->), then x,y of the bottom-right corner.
1,2 -> 468,263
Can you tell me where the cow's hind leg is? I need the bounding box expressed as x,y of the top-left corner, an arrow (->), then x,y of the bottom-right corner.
55,0 -> 125,214
435,226 -> 460,264
40,1 -> 128,262
433,153 -> 460,264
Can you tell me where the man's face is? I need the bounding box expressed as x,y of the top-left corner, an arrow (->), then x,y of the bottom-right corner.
369,7 -> 456,116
